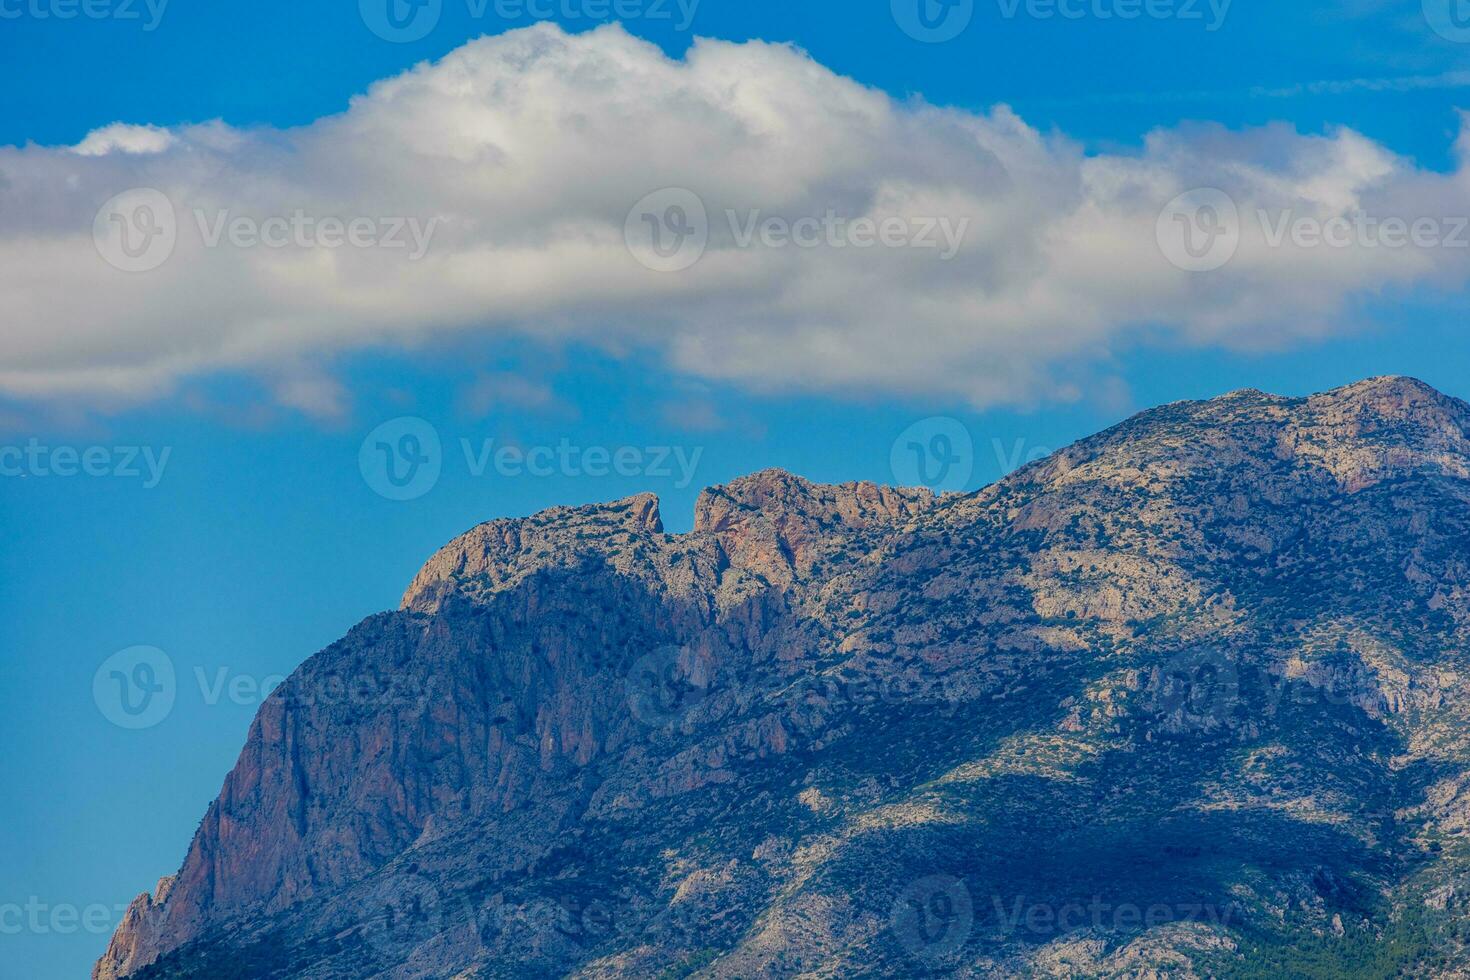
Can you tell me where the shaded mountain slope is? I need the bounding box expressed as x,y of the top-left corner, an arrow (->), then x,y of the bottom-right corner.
99,377 -> 1470,979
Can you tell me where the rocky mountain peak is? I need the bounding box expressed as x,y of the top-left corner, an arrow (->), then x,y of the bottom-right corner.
1326,373 -> 1446,400
98,378 -> 1470,980
693,468 -> 935,532
400,492 -> 665,612
1308,374 -> 1470,432
692,468 -> 935,587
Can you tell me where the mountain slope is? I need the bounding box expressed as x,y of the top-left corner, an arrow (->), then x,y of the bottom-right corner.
99,377 -> 1470,978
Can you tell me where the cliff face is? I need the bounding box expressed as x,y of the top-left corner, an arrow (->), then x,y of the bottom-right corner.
99,378 -> 1470,978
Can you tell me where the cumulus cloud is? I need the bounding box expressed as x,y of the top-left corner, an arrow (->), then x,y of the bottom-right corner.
70,123 -> 178,157
1,23 -> 1468,410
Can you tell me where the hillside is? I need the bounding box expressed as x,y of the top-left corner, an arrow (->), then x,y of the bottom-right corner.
99,377 -> 1470,979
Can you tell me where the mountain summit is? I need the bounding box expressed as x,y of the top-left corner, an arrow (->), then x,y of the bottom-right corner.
99,377 -> 1470,978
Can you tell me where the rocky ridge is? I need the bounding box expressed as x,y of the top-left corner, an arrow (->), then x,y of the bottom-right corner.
98,377 -> 1470,978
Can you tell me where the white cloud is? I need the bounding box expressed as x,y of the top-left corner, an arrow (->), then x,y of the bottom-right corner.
70,123 -> 177,157
1,23 -> 1467,410
269,372 -> 351,424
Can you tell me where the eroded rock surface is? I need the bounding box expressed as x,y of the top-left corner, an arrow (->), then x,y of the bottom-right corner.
98,378 -> 1470,979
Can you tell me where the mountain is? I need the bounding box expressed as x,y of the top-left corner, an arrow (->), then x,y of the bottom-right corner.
98,377 -> 1470,979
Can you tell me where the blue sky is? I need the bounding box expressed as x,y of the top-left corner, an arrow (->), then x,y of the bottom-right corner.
3,1 -> 1470,977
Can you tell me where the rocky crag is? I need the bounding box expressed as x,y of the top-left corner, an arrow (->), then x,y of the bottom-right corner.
99,378 -> 1470,978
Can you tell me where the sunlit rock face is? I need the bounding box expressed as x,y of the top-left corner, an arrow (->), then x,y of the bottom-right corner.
100,378 -> 1470,979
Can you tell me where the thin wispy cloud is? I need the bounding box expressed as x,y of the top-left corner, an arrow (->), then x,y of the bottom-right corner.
1029,69 -> 1470,107
1255,70 -> 1470,98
